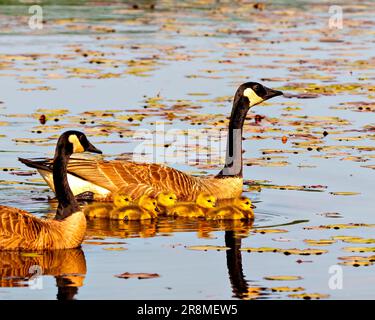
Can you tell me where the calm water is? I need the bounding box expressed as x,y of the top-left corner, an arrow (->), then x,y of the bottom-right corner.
0,0 -> 374,300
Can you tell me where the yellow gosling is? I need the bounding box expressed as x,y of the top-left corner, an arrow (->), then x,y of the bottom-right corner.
110,195 -> 159,221
167,193 -> 216,218
156,191 -> 178,215
84,194 -> 132,219
206,196 -> 254,220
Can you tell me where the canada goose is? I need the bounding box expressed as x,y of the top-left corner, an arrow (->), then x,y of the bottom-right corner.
156,191 -> 178,214
109,194 -> 159,220
167,193 -> 217,218
206,196 -> 254,220
0,131 -> 102,251
19,82 -> 282,201
84,194 -> 132,219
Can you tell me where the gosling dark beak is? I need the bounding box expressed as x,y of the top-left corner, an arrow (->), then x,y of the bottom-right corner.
251,204 -> 256,209
263,86 -> 283,101
155,206 -> 160,213
86,142 -> 102,154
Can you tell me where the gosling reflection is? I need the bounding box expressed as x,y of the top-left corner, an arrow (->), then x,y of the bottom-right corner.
85,216 -> 254,239
86,217 -> 255,299
50,201 -> 256,300
0,249 -> 86,300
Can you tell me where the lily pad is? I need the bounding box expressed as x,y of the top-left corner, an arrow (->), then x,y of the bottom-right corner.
264,275 -> 302,281
186,245 -> 230,251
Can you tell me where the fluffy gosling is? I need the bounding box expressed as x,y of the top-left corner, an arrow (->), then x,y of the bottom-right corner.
110,194 -> 159,221
167,193 -> 216,218
84,194 -> 132,219
156,191 -> 178,215
206,196 -> 254,220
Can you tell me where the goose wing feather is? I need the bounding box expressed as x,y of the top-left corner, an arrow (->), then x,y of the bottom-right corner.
66,159 -> 200,199
0,206 -> 52,250
20,157 -> 243,201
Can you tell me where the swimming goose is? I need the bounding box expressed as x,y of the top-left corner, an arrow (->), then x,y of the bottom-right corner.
19,82 -> 282,201
0,131 -> 102,251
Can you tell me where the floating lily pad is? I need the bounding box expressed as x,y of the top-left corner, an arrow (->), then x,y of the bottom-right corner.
288,293 -> 329,300
330,192 -> 360,196
305,223 -> 375,230
240,247 -> 280,253
342,238 -> 375,244
271,286 -> 305,292
264,275 -> 302,281
186,245 -> 230,251
282,248 -> 328,256
304,239 -> 336,246
115,272 -> 160,280
103,247 -> 128,251
342,247 -> 375,253
253,229 -> 288,234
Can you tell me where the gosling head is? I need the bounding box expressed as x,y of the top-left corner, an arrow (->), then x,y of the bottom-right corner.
56,130 -> 102,156
113,194 -> 133,208
196,193 -> 217,209
235,82 -> 283,108
234,196 -> 255,212
138,195 -> 160,214
157,191 -> 178,208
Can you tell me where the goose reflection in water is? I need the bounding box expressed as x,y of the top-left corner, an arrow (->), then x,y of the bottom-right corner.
86,216 -> 258,299
0,249 -> 86,300
0,214 -> 260,300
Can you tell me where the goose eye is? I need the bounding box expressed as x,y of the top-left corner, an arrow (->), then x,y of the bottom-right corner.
246,202 -> 250,205
207,200 -> 211,202
253,84 -> 260,91
169,197 -> 173,200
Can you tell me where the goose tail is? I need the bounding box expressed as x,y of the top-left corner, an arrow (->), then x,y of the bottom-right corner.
18,157 -> 53,172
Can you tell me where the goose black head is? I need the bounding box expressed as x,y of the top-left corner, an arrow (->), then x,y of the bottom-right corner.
235,82 -> 283,108
57,130 -> 102,156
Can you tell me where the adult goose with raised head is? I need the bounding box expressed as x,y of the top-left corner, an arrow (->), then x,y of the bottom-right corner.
0,131 -> 102,251
19,83 -> 282,202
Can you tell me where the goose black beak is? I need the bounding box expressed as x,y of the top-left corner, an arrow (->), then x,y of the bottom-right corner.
263,86 -> 283,101
251,204 -> 256,209
86,143 -> 102,154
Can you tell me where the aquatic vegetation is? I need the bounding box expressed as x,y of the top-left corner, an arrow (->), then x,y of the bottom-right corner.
186,245 -> 230,252
264,276 -> 302,281
0,0 -> 374,300
288,293 -> 330,300
115,272 -> 160,280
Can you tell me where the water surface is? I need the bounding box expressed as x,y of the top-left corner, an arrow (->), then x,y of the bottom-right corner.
0,0 -> 374,300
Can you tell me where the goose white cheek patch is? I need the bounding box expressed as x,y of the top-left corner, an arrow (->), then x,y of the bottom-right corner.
68,134 -> 84,153
243,88 -> 263,107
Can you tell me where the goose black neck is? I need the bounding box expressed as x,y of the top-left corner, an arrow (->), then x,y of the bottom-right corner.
217,96 -> 249,178
53,148 -> 79,220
